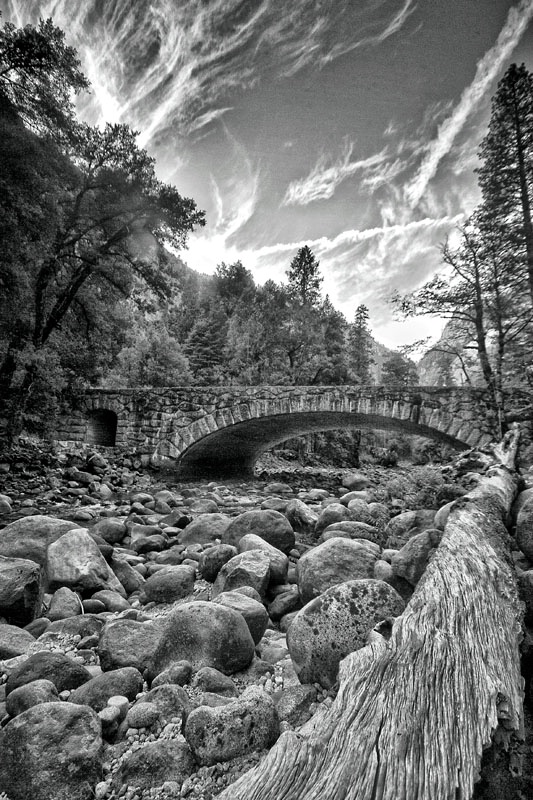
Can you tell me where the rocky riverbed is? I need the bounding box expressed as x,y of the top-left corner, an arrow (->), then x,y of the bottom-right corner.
0,441 -> 533,799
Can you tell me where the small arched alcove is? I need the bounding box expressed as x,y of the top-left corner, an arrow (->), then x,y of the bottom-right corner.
86,409 -> 118,446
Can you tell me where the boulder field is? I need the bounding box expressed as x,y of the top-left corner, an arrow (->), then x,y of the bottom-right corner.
0,450 -> 532,800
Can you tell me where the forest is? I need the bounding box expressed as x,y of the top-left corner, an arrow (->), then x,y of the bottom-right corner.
0,17 -> 532,444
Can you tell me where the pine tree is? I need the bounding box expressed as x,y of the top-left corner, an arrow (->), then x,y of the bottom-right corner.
286,246 -> 323,306
477,63 -> 533,308
349,304 -> 374,384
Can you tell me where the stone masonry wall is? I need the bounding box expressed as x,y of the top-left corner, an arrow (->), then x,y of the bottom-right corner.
53,386 -> 502,466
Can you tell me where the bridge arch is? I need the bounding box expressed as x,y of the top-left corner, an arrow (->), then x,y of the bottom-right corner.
152,388 -> 491,478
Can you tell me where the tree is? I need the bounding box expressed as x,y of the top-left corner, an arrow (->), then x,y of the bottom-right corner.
286,245 -> 323,306
0,15 -> 89,140
315,297 -> 350,384
214,261 -> 256,316
395,221 -> 532,430
105,324 -> 192,387
381,351 -> 418,387
0,118 -> 205,393
477,63 -> 533,308
348,304 -> 374,384
184,306 -> 228,383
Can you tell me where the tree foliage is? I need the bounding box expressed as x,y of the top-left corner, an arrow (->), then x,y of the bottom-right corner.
0,15 -> 205,424
285,245 -> 323,306
477,63 -> 533,307
349,304 -> 374,384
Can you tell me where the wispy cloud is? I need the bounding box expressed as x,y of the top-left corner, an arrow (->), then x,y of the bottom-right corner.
405,0 -> 533,208
5,0 -> 418,145
282,140 -> 389,206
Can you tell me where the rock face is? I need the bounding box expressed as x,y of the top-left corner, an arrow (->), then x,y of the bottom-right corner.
287,579 -> 405,688
297,536 -> 380,603
0,701 -> 102,800
221,510 -> 295,554
46,529 -> 124,593
0,555 -> 44,625
184,686 -> 279,765
150,601 -> 255,678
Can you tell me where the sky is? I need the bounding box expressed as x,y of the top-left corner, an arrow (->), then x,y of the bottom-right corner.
3,0 -> 533,349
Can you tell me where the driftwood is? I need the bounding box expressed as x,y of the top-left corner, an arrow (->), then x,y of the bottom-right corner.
220,426 -> 524,800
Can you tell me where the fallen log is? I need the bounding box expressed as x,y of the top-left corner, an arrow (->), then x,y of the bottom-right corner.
221,426 -> 524,800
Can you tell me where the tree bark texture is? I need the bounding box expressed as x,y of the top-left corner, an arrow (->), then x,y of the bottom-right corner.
221,428 -> 523,800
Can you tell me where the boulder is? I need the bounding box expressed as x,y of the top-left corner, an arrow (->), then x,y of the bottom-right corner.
0,516 -> 78,566
267,585 -> 301,621
143,564 -> 196,603
341,472 -> 370,491
315,503 -> 354,535
212,549 -> 271,599
191,666 -> 237,696
5,678 -> 59,718
98,618 -> 165,673
320,521 -> 382,545
284,499 -> 318,535
90,517 -> 127,545
150,661 -> 192,689
6,650 -> 92,696
90,589 -> 130,612
0,702 -> 102,800
0,623 -> 37,659
516,497 -> 533,561
143,683 -> 192,724
287,579 -> 405,687
222,510 -> 295,554
213,590 -> 270,644
46,529 -> 124,594
184,686 -> 279,765
297,537 -> 380,604
46,586 -> 81,621
518,570 -> 533,626
390,529 -> 442,586
149,601 -> 255,678
198,544 -> 238,582
110,555 -> 146,595
114,739 -> 195,791
237,533 -> 288,584
0,555 -> 44,625
69,667 -> 143,712
384,509 -> 436,548
178,513 -> 232,545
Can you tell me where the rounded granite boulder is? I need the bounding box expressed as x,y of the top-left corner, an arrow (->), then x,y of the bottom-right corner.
287,578 -> 405,688
149,600 -> 255,679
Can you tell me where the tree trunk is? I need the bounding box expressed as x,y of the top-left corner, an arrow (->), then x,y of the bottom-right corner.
221,427 -> 523,800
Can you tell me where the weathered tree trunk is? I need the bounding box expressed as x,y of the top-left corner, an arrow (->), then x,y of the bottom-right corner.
221,427 -> 523,800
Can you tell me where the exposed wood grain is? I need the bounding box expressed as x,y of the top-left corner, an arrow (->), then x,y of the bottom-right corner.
220,426 -> 523,800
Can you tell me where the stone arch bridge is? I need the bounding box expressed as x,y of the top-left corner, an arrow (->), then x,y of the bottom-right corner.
55,385 -> 499,478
